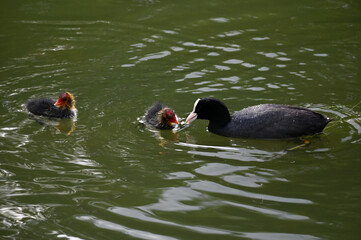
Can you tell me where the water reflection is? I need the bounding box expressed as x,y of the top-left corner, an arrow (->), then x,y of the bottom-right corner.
77,215 -> 178,240
176,142 -> 286,162
224,201 -> 309,221
28,115 -> 76,135
137,116 -> 181,146
77,135 -> 317,239
140,187 -> 203,212
0,205 -> 47,225
242,232 -> 321,240
55,119 -> 76,135
189,180 -> 312,204
109,207 -> 234,235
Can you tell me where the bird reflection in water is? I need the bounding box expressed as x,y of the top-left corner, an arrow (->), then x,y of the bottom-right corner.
55,118 -> 76,135
28,114 -> 76,135
137,116 -> 191,148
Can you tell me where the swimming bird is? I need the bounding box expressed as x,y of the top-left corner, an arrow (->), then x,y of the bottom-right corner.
26,92 -> 77,119
145,102 -> 179,129
185,97 -> 331,138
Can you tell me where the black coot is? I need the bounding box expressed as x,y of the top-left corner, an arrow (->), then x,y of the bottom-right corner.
145,102 -> 179,129
26,92 -> 77,119
185,97 -> 331,138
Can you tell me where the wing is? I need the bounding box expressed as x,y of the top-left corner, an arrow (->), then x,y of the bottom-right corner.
229,104 -> 330,138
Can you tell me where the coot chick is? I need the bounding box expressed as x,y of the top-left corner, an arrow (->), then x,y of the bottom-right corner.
185,97 -> 331,138
145,102 -> 179,129
26,92 -> 77,119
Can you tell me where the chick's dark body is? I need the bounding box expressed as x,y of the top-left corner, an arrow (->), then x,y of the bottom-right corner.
26,96 -> 75,119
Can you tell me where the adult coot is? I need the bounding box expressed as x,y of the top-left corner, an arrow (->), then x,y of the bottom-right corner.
145,102 -> 179,129
26,92 -> 77,119
185,97 -> 331,138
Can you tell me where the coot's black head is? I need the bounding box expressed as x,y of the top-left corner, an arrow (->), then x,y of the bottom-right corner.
158,108 -> 179,128
55,92 -> 75,110
186,97 -> 231,127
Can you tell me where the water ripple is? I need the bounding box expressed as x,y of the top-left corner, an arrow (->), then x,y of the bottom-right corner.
224,201 -> 309,221
177,142 -> 285,162
76,215 -> 178,240
243,232 -> 321,240
0,205 -> 48,226
109,207 -> 236,235
189,181 -> 313,204
138,50 -> 172,62
195,163 -> 251,176
141,187 -> 202,212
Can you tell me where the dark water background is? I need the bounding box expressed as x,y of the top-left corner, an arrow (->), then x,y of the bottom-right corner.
1,0 -> 360,239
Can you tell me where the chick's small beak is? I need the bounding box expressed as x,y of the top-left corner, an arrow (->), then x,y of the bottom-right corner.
54,99 -> 62,107
170,116 -> 179,125
185,112 -> 197,124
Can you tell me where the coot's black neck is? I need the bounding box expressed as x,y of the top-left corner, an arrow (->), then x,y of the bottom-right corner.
206,101 -> 231,129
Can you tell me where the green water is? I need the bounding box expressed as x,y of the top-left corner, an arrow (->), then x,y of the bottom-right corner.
1,0 -> 361,239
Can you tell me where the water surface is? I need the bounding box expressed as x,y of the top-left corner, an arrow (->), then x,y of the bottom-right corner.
1,0 -> 360,239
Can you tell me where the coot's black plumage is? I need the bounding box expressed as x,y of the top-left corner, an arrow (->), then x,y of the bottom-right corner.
26,92 -> 76,119
186,98 -> 331,138
145,102 -> 179,129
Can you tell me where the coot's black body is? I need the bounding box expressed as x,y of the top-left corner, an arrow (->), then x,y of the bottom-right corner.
186,98 -> 331,139
26,92 -> 76,119
145,102 -> 178,129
